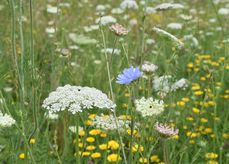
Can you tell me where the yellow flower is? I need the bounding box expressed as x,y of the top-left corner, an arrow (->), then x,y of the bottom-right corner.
207,160 -> 218,164
205,153 -> 218,159
139,157 -> 147,163
19,153 -> 25,159
91,152 -> 101,159
78,142 -> 84,148
100,133 -> 108,138
194,91 -> 203,96
127,129 -> 138,136
171,134 -> 179,140
189,140 -> 195,144
192,84 -> 200,90
107,154 -> 121,162
200,77 -> 206,81
29,138 -> 36,144
89,129 -> 101,136
132,144 -> 144,153
99,144 -> 108,150
81,151 -> 91,157
204,128 -> 213,134
85,120 -> 93,126
177,101 -> 185,107
108,140 -> 119,150
122,103 -> 128,108
124,92 -> 131,97
86,145 -> 96,151
186,116 -> 194,121
150,155 -> 160,162
187,63 -> 194,69
182,97 -> 190,102
200,118 -> 208,123
86,137 -> 95,143
79,130 -> 85,137
223,133 -> 229,139
192,107 -> 200,113
88,114 -> 96,119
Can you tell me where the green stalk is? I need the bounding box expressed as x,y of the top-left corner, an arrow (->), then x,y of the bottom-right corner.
162,139 -> 170,164
100,27 -> 127,164
75,113 -> 80,164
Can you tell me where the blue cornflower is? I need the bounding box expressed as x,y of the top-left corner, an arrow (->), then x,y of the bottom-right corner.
116,66 -> 143,84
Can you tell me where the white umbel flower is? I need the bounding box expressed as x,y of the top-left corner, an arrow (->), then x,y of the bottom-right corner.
142,63 -> 158,73
0,112 -> 15,128
154,3 -> 184,11
120,0 -> 138,10
42,85 -> 115,114
171,78 -> 188,91
92,114 -> 130,131
96,15 -> 117,26
135,97 -> 164,117
101,48 -> 121,55
167,23 -> 183,30
218,8 -> 229,15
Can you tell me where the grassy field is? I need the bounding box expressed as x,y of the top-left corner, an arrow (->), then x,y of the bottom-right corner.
0,0 -> 228,163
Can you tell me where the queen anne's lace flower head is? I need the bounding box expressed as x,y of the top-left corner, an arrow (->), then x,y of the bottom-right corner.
109,24 -> 129,36
141,63 -> 158,73
42,85 -> 115,114
120,0 -> 138,10
154,122 -> 179,137
0,112 -> 15,128
92,114 -> 130,131
135,97 -> 164,117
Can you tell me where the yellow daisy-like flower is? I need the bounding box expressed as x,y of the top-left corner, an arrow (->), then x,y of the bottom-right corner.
19,153 -> 25,159
81,151 -> 91,157
86,137 -> 95,143
29,138 -> 36,144
132,144 -> 144,153
99,144 -> 108,150
86,145 -> 96,151
91,152 -> 101,159
107,154 -> 121,162
150,155 -> 160,162
88,114 -> 97,119
139,157 -> 147,163
100,133 -> 108,138
89,129 -> 102,136
108,140 -> 119,150
205,152 -> 218,159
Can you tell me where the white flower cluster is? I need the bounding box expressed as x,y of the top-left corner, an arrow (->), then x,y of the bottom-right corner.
167,23 -> 183,30
171,78 -> 189,91
120,0 -> 138,10
0,112 -> 15,128
135,97 -> 164,117
154,3 -> 184,11
142,63 -> 158,73
92,114 -> 130,131
42,85 -> 115,114
95,15 -> 117,26
101,48 -> 121,55
153,76 -> 188,97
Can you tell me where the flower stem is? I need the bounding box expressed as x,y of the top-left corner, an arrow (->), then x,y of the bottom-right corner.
162,139 -> 170,164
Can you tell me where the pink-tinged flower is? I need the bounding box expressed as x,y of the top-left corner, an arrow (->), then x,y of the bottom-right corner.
154,122 -> 178,137
109,24 -> 129,36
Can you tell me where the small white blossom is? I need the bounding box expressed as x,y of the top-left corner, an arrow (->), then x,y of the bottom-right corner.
171,78 -> 189,91
154,3 -> 184,11
46,112 -> 59,120
96,16 -> 117,26
135,97 -> 164,117
42,85 -> 115,114
47,5 -> 58,14
167,23 -> 183,30
92,114 -> 130,131
101,48 -> 121,55
0,112 -> 15,128
120,0 -> 138,10
218,8 -> 229,15
142,63 -> 158,73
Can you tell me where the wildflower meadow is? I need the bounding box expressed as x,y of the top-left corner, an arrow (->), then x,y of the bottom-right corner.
0,0 -> 229,163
